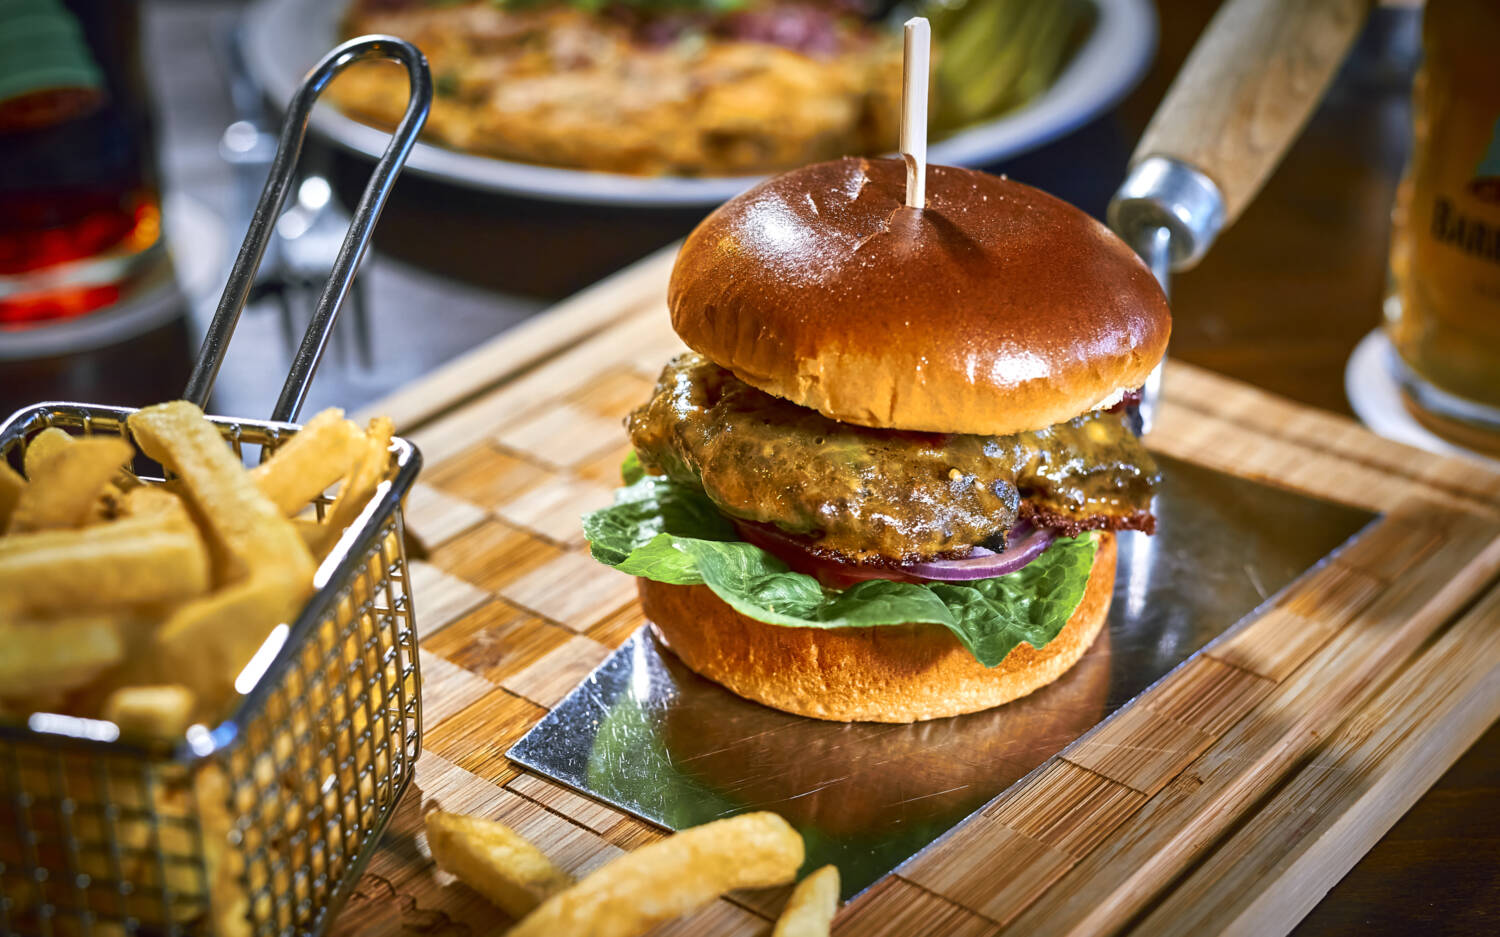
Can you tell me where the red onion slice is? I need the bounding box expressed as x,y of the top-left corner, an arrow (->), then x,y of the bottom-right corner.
904,523 -> 1056,581
731,519 -> 1056,587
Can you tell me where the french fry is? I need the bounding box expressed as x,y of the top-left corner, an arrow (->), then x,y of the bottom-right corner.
424,810 -> 574,918
249,408 -> 364,516
8,436 -> 134,532
103,685 -> 197,738
127,401 -> 314,587
0,617 -> 125,698
310,416 -> 393,557
128,403 -> 316,707
772,865 -> 840,937
121,484 -> 192,525
23,426 -> 72,478
90,472 -> 137,526
154,571 -> 307,706
194,765 -> 252,937
0,462 -> 23,530
0,516 -> 210,613
290,516 -> 324,551
63,614 -> 179,717
507,812 -> 804,937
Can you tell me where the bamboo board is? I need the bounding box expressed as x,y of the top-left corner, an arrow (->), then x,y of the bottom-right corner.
332,247 -> 1500,937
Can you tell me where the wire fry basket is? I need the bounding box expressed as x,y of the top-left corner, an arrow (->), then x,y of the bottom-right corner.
0,36 -> 433,937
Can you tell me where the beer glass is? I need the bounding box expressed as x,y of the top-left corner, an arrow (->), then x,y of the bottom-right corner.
1384,0 -> 1500,454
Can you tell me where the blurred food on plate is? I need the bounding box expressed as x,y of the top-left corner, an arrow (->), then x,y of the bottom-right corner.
926,0 -> 1085,131
327,0 -> 1085,176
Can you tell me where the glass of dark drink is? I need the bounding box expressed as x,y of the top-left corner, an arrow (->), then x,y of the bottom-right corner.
0,0 -> 165,326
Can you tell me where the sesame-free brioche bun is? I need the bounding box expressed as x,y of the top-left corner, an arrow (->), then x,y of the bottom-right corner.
668,158 -> 1170,436
641,534 -> 1115,723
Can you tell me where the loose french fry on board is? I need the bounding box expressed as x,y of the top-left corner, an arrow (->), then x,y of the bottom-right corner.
250,408 -> 364,516
507,812 -> 805,937
0,516 -> 210,614
425,810 -> 574,919
8,436 -> 134,533
773,865 -> 840,937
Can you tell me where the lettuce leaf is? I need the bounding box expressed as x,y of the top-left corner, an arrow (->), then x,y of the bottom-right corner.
582,467 -> 1099,668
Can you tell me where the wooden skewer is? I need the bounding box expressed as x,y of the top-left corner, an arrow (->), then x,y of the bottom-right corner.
901,16 -> 931,210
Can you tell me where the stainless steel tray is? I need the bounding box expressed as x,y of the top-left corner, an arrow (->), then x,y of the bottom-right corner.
509,455 -> 1376,898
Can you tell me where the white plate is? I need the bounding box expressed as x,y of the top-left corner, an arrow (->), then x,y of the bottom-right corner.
243,0 -> 1156,208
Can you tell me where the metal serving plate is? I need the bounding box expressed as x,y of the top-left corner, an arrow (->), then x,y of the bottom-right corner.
509,456 -> 1375,898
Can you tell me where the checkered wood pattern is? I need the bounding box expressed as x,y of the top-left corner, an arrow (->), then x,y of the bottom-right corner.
329,250 -> 1500,937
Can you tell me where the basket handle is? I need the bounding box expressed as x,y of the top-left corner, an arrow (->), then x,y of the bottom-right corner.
183,35 -> 432,423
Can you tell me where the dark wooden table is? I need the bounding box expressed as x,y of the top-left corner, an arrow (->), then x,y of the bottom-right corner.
27,0 -> 1498,931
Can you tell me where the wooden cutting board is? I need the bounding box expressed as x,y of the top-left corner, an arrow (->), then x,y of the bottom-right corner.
329,247 -> 1500,937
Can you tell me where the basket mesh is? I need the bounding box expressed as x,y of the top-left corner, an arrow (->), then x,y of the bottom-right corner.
0,405 -> 420,937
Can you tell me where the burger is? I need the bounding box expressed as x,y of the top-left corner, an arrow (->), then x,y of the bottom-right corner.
583,156 -> 1169,723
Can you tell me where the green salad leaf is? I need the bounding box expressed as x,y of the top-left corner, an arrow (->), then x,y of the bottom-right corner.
583,460 -> 1100,667
620,448 -> 645,484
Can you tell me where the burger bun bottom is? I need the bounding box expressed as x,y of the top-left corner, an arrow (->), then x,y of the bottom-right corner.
641,534 -> 1116,723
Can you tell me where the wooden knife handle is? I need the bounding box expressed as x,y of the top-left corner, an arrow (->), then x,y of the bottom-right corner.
1132,0 -> 1371,229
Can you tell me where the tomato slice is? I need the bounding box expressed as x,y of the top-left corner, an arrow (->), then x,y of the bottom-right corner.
731,520 -> 927,589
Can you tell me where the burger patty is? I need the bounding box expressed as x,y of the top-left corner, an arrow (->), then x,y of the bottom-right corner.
627,354 -> 1160,563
